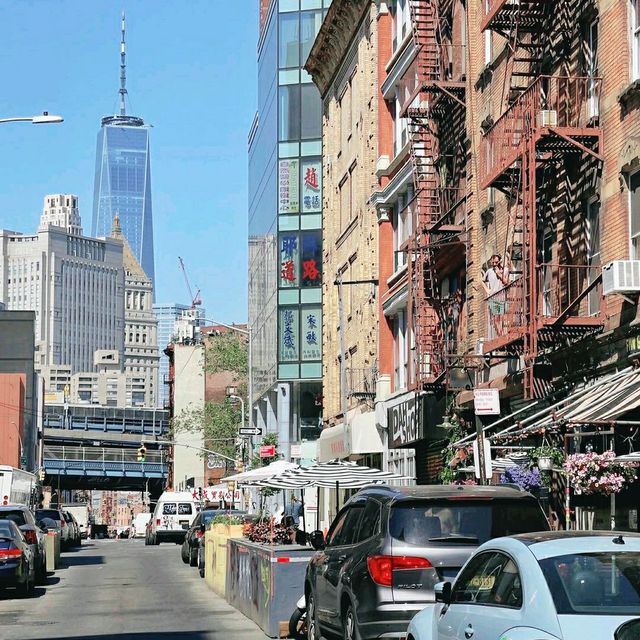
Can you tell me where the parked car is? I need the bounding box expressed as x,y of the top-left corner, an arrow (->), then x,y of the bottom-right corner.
35,508 -> 71,548
132,512 -> 152,538
0,505 -> 47,584
91,524 -> 108,540
408,530 -> 640,640
0,519 -> 35,597
63,511 -> 81,546
150,491 -> 200,545
180,509 -> 248,567
305,484 -> 550,640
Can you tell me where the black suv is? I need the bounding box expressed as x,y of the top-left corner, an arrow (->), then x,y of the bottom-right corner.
305,484 -> 550,640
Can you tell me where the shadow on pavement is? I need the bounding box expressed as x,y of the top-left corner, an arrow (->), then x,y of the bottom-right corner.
23,634 -> 217,640
61,555 -> 105,567
0,575 -> 60,600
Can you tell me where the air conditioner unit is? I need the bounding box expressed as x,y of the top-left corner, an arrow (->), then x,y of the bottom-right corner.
537,109 -> 558,128
602,260 -> 640,295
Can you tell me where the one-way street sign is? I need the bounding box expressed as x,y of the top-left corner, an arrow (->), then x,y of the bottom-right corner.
239,427 -> 262,437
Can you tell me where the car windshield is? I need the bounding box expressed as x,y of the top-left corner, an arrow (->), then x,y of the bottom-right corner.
539,551 -> 640,615
389,499 -> 548,545
0,510 -> 27,527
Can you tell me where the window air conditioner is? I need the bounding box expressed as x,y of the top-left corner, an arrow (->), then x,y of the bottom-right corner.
537,110 -> 558,128
602,260 -> 640,295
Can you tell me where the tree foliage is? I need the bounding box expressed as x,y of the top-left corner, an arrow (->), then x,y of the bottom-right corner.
172,399 -> 241,462
205,331 -> 247,379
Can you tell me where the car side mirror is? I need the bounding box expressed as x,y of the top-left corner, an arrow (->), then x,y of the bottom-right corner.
309,530 -> 325,550
434,581 -> 452,605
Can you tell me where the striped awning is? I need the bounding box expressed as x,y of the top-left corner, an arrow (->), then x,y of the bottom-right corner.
491,367 -> 640,442
251,459 -> 405,489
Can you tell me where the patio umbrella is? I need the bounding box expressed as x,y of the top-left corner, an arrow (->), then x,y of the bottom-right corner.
221,460 -> 299,484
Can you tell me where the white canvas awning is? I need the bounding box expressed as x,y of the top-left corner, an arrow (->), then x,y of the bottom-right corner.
222,460 -> 298,484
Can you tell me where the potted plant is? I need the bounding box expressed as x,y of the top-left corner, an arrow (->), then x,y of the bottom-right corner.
530,446 -> 565,471
563,450 -> 638,496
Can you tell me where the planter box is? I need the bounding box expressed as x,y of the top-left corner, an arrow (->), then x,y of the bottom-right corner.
225,538 -> 315,638
205,523 -> 245,596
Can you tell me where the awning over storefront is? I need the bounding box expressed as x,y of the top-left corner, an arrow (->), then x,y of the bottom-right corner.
317,412 -> 384,463
489,367 -> 640,442
350,411 -> 384,456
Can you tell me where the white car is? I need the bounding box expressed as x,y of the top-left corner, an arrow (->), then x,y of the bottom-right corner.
407,531 -> 640,640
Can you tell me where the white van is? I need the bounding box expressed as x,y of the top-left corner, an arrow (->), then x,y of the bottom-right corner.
150,491 -> 199,544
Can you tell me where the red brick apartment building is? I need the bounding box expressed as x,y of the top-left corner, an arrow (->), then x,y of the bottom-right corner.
310,0 -> 640,522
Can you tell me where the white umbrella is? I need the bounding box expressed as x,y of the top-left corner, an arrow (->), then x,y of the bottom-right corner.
222,460 -> 299,484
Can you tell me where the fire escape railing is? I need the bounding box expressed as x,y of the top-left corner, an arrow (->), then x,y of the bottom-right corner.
485,265 -> 602,343
481,76 -> 602,189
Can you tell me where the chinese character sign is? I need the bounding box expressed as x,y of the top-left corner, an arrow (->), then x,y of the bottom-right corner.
279,308 -> 299,362
301,159 -> 322,213
280,233 -> 299,288
302,307 -> 322,361
301,231 -> 322,287
278,159 -> 299,214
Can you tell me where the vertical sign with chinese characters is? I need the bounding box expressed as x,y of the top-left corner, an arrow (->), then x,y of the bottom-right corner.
279,307 -> 299,361
302,307 -> 322,361
280,233 -> 299,288
301,159 -> 321,213
278,159 -> 299,214
301,231 -> 322,287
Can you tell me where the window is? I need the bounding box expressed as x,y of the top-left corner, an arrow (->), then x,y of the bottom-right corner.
633,0 -> 640,81
327,506 -> 364,547
452,552 -> 523,608
355,499 -> 381,542
394,309 -> 408,391
392,0 -> 411,53
630,170 -> 640,258
279,13 -> 300,68
162,503 -> 177,515
301,83 -> 322,139
177,503 -> 193,515
393,88 -> 408,155
340,82 -> 352,146
279,85 -> 301,141
339,173 -> 350,229
325,509 -> 349,546
586,198 -> 601,315
584,19 -> 599,118
300,10 -> 323,64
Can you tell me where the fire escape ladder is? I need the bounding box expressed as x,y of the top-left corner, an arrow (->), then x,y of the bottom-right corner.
410,0 -> 441,87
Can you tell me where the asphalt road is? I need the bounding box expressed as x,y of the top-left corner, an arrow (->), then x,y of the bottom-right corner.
0,538 -> 271,640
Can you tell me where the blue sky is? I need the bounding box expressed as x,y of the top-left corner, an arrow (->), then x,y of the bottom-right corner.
0,1 -> 257,323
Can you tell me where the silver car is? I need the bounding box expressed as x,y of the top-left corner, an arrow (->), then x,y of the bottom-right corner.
408,531 -> 640,640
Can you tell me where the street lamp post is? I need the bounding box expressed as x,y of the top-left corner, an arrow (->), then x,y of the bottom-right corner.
0,112 -> 64,125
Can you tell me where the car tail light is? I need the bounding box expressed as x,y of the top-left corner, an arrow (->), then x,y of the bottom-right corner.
0,549 -> 22,560
367,555 -> 432,587
23,530 -> 37,545
2,495 -> 8,506
195,529 -> 204,539
156,519 -> 161,525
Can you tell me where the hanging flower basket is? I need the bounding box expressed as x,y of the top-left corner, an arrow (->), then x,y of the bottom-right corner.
499,466 -> 542,492
563,450 -> 638,496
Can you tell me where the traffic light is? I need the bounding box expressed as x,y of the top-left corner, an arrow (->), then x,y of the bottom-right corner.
137,445 -> 147,463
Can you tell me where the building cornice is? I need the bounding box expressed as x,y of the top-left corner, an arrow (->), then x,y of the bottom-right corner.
305,0 -> 371,98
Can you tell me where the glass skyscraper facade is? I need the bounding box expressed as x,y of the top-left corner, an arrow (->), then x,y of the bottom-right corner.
249,0 -> 329,460
92,114 -> 155,284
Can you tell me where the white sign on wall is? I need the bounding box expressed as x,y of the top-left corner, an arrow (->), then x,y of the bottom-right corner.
473,389 -> 500,415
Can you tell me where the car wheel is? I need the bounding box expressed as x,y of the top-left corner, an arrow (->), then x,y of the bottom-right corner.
154,535 -> 160,545
289,607 -> 306,640
181,543 -> 189,564
36,559 -> 46,585
189,547 -> 198,567
198,548 -> 205,578
343,603 -> 361,640
307,591 -> 320,640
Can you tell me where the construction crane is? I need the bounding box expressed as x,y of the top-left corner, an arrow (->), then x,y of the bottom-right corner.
178,256 -> 202,309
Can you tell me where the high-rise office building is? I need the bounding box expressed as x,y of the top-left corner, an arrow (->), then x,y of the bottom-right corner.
92,13 -> 155,284
248,1 -> 328,461
0,195 -> 125,374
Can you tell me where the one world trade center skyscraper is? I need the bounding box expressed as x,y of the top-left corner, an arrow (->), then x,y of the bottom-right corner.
92,13 -> 155,285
